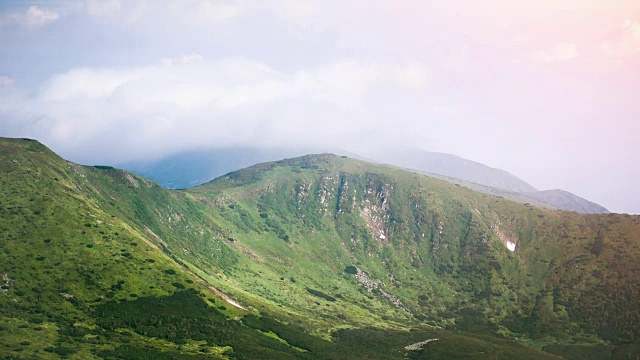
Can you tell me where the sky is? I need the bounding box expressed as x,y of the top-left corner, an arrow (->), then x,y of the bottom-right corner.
1,0 -> 639,214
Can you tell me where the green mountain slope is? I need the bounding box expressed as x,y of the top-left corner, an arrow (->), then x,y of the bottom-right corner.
187,154 -> 639,342
1,138 -> 638,359
0,138 -> 328,359
0,139 -> 379,359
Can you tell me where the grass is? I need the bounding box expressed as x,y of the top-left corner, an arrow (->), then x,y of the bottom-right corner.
1,138 -> 639,358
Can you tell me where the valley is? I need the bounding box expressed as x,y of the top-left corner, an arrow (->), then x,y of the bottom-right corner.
1,137 -> 639,359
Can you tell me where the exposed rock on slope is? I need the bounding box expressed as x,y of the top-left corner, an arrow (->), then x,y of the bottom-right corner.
1,138 -> 637,359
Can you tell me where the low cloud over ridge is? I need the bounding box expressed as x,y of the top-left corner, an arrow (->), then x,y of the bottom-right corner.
2,55 -> 431,163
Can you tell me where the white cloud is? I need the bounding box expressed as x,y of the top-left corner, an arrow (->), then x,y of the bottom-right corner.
3,56 -> 403,162
532,43 -> 578,62
42,68 -> 141,102
295,60 -> 381,109
0,6 -> 60,28
24,6 -> 59,27
0,76 -> 13,88
600,19 -> 640,57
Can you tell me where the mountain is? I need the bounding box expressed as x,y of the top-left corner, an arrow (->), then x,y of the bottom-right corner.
367,148 -> 609,214
118,147 -> 538,193
410,172 -> 610,214
119,147 -> 310,189
119,147 -> 609,214
369,149 -> 539,193
2,137 -> 639,359
523,189 -> 610,215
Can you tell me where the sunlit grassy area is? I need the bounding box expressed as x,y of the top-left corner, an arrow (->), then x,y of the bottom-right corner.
1,138 -> 639,359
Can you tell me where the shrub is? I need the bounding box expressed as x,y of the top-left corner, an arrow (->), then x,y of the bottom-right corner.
306,288 -> 336,302
345,266 -> 358,275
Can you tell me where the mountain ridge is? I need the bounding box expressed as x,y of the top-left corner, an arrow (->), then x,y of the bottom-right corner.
367,148 -> 609,214
118,147 -> 609,214
523,189 -> 609,214
370,149 -> 539,193
1,137 -> 639,359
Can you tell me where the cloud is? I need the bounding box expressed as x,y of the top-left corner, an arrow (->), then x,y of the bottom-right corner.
600,19 -> 640,57
0,76 -> 13,88
0,6 -> 60,28
2,55 -> 407,163
1,1 -> 638,215
41,68 -> 142,102
532,43 -> 578,62
24,6 -> 60,27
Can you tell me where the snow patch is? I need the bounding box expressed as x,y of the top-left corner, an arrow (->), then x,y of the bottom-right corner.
492,223 -> 518,252
405,338 -> 439,351
225,298 -> 244,309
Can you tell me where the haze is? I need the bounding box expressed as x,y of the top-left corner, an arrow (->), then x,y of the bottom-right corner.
1,0 -> 639,214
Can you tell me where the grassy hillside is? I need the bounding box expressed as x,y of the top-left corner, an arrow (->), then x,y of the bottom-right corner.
0,139 -> 359,359
0,138 -> 320,359
1,138 -> 638,359
186,154 -> 639,341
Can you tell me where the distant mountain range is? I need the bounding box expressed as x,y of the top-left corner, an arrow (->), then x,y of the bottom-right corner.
368,149 -> 609,214
369,149 -> 538,193
523,189 -> 609,214
119,147 -> 609,214
119,148 -> 304,189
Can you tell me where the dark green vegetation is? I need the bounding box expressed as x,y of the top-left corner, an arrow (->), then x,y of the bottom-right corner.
1,137 -> 639,359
